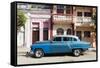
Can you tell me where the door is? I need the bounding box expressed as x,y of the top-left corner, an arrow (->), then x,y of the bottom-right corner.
50,37 -> 65,53
62,37 -> 72,52
76,31 -> 82,40
32,28 -> 39,44
67,29 -> 72,35
43,28 -> 48,40
32,23 -> 39,44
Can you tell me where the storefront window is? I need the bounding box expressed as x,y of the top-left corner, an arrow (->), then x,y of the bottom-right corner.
57,28 -> 64,35
84,31 -> 90,37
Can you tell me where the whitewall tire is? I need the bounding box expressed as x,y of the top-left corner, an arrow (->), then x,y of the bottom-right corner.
34,49 -> 44,58
73,49 -> 81,57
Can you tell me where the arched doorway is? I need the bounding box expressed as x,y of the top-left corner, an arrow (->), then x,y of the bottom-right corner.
57,28 -> 64,35
67,29 -> 72,35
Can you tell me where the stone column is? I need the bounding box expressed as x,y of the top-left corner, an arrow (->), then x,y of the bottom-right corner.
81,31 -> 84,40
25,13 -> 31,48
39,21 -> 43,41
73,7 -> 77,35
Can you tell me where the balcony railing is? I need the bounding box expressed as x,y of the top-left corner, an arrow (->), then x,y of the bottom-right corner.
75,17 -> 95,27
53,15 -> 72,22
76,17 -> 92,23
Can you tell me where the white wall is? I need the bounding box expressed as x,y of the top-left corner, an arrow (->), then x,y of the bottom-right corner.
25,13 -> 31,48
17,27 -> 24,46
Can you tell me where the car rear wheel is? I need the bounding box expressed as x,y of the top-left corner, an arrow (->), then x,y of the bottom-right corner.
34,49 -> 44,58
73,49 -> 81,57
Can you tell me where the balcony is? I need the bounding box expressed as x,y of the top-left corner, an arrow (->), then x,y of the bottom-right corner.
76,17 -> 92,23
76,17 -> 95,27
53,15 -> 72,24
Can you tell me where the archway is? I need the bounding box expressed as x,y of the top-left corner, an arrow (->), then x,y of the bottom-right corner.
57,28 -> 64,35
67,29 -> 72,35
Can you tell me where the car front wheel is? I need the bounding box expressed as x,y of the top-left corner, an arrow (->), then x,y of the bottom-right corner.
34,49 -> 44,58
73,49 -> 81,57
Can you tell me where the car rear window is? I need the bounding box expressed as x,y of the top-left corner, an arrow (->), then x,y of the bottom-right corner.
72,38 -> 77,41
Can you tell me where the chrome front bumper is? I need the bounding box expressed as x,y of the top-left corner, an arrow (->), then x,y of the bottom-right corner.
29,50 -> 34,54
26,50 -> 34,56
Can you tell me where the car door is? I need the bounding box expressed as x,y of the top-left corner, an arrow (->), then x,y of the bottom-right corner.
50,37 -> 65,53
61,37 -> 72,52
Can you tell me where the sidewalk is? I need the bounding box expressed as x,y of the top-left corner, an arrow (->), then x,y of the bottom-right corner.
17,46 -> 30,55
88,48 -> 96,52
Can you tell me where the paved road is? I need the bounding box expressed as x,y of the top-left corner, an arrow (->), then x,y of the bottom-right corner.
17,50 -> 96,65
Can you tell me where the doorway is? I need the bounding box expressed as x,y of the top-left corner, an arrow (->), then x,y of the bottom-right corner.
32,23 -> 39,44
76,31 -> 82,40
43,28 -> 48,40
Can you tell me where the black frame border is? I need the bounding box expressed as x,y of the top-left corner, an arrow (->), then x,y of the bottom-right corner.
11,1 -> 98,66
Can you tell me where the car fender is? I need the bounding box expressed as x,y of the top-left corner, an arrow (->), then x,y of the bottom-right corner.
31,44 -> 51,54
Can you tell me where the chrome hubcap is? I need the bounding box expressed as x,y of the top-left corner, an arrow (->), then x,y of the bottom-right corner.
35,50 -> 42,57
74,50 -> 80,56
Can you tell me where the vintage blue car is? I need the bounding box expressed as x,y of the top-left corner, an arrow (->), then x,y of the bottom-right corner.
29,35 -> 91,58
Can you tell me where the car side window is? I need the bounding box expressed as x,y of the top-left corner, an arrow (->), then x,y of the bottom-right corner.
63,37 -> 71,41
63,37 -> 68,41
63,37 -> 77,41
53,37 -> 61,41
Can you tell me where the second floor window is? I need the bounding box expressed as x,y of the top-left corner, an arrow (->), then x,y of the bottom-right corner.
84,12 -> 92,17
77,12 -> 82,16
66,6 -> 72,14
57,5 -> 64,14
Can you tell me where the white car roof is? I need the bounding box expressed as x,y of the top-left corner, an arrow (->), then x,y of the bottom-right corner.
53,35 -> 79,39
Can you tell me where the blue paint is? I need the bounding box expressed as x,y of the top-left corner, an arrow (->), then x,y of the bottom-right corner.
30,36 -> 91,54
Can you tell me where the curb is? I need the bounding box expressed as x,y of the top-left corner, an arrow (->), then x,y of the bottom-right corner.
88,48 -> 96,52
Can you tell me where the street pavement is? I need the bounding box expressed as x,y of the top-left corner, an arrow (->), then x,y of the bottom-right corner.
17,46 -> 97,65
